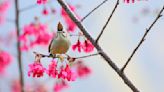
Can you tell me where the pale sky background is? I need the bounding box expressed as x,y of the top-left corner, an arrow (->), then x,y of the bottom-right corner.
0,0 -> 164,92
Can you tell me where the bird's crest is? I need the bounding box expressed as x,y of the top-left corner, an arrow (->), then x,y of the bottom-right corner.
58,22 -> 63,31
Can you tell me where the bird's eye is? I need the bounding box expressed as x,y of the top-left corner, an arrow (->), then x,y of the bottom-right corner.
62,31 -> 67,37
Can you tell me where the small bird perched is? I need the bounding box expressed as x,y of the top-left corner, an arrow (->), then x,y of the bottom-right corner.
48,22 -> 71,56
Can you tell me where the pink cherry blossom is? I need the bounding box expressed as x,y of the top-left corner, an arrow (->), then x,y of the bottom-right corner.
58,66 -> 67,79
58,65 -> 76,81
11,80 -> 21,92
76,61 -> 91,78
42,8 -> 49,15
37,0 -> 47,4
0,1 -> 10,24
72,39 -> 83,52
20,23 -> 52,51
64,65 -> 76,81
47,60 -> 58,78
82,40 -> 94,53
0,50 -> 12,74
61,5 -> 80,32
34,84 -> 48,92
53,80 -> 68,92
124,0 -> 135,3
28,61 -> 46,77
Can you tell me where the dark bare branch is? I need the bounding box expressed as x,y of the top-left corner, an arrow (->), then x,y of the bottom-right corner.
56,0 -> 139,91
15,0 -> 24,92
121,5 -> 164,72
81,0 -> 109,22
95,0 -> 119,43
20,4 -> 37,12
33,51 -> 99,59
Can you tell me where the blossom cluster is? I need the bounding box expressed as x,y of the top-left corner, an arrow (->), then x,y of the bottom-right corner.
28,58 -> 91,80
72,39 -> 94,53
61,5 -> 78,32
19,22 -> 53,51
28,56 -> 91,92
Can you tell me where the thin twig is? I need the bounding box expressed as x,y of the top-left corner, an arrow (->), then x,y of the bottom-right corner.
56,0 -> 139,92
80,0 -> 109,22
15,0 -> 24,92
95,0 -> 119,43
75,53 -> 99,59
19,4 -> 37,12
33,51 -> 99,59
121,5 -> 164,72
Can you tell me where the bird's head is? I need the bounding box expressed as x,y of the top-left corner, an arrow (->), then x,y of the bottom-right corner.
58,22 -> 64,32
57,22 -> 67,37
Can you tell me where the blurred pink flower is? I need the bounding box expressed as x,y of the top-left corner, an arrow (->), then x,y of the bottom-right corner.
124,0 -> 135,3
11,80 -> 21,92
0,50 -> 12,74
76,61 -> 91,78
42,7 -> 49,15
61,5 -> 80,32
37,0 -> 47,4
53,80 -> 68,92
82,40 -> 94,53
28,61 -> 46,77
20,23 -> 52,51
72,39 -> 83,52
34,84 -> 48,92
0,0 -> 10,24
47,60 -> 58,78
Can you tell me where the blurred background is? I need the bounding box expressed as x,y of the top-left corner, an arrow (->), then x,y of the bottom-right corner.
0,0 -> 164,92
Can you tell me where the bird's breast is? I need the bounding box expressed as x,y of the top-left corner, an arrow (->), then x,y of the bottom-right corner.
50,37 -> 71,54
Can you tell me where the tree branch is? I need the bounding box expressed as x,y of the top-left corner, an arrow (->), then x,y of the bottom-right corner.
81,0 -> 109,22
95,0 -> 119,43
121,5 -> 164,72
15,0 -> 24,92
33,51 -> 99,59
19,4 -> 37,12
56,0 -> 139,92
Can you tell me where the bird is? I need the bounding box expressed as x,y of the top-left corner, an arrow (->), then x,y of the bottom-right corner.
48,22 -> 71,57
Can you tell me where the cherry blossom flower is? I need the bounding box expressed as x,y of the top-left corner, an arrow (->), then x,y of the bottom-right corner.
37,0 -> 47,4
61,5 -> 79,32
19,22 -> 52,51
0,1 -> 10,24
34,84 -> 48,92
124,0 -> 135,3
11,80 -> 21,92
64,65 -> 76,81
82,40 -> 94,53
53,80 -> 68,92
42,7 -> 49,15
28,61 -> 46,77
58,65 -> 76,81
72,39 -> 83,52
0,50 -> 12,74
76,61 -> 91,78
47,60 -> 58,78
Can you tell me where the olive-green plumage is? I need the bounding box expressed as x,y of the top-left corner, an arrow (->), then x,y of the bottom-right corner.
48,22 -> 71,55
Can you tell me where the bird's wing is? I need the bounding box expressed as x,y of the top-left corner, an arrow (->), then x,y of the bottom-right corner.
48,39 -> 53,53
48,32 -> 57,53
